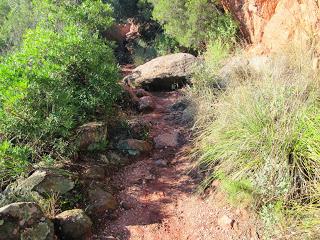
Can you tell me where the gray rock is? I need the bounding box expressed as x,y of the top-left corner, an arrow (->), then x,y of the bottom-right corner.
217,214 -> 235,229
124,53 -> 197,90
17,169 -> 74,195
54,209 -> 93,240
170,99 -> 189,112
155,159 -> 168,167
135,88 -> 149,98
138,96 -> 155,112
83,166 -> 105,180
181,106 -> 194,125
87,187 -> 117,215
76,122 -> 108,150
117,139 -> 152,156
154,132 -> 181,149
0,202 -> 54,240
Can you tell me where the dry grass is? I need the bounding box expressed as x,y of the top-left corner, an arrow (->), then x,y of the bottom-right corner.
189,43 -> 320,239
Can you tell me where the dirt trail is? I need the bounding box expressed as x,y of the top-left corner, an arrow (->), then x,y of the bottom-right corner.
93,89 -> 260,240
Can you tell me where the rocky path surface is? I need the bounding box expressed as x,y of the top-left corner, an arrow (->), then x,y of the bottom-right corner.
93,89 -> 260,240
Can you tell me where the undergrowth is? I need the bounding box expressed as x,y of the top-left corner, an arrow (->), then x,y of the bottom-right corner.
190,44 -> 320,239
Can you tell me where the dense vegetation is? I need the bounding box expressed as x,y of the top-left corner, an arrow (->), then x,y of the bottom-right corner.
0,0 -> 120,188
190,45 -> 320,238
147,0 -> 237,49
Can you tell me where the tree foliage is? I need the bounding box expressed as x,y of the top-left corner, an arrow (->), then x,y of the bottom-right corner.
148,0 -> 237,49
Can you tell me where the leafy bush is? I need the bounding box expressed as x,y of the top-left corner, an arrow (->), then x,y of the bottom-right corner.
191,49 -> 320,238
0,25 -> 120,159
153,33 -> 179,56
0,0 -> 120,188
0,141 -> 31,188
148,0 -> 237,49
0,0 -> 114,54
109,0 -> 153,21
0,0 -> 36,53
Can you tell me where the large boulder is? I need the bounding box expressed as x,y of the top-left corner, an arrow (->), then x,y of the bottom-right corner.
0,202 -> 54,240
124,53 -> 197,90
54,209 -> 93,240
16,169 -> 74,196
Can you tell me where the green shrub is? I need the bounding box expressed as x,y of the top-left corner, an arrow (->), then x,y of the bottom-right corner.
0,25 -> 120,160
0,0 -> 114,54
0,141 -> 31,187
0,0 -> 36,53
154,33 -> 179,56
148,0 -> 237,49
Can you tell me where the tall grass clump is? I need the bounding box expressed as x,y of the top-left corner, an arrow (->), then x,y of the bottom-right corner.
192,47 -> 320,238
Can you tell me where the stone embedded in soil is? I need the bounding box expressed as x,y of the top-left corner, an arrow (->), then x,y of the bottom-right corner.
83,165 -> 105,180
54,209 -> 93,240
16,169 -> 74,195
138,96 -> 155,112
154,131 -> 181,149
217,214 -> 235,229
117,139 -> 152,156
170,99 -> 189,111
76,122 -> 108,151
120,201 -> 132,210
0,202 -> 54,240
87,187 -> 117,215
155,159 -> 168,167
181,106 -> 194,125
135,88 -> 149,98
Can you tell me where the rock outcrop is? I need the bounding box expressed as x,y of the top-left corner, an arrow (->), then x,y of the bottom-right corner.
0,202 -> 54,240
222,0 -> 320,53
124,53 -> 197,90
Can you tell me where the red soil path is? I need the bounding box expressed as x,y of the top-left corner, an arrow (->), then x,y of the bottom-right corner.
93,89 -> 260,240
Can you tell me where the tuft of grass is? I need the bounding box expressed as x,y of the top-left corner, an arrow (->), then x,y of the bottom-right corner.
190,45 -> 320,238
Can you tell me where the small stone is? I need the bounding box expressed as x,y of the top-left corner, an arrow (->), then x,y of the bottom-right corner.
155,159 -> 168,167
181,106 -> 194,125
170,99 -> 189,111
87,187 -> 117,215
217,214 -> 235,229
54,209 -> 93,240
138,96 -> 155,112
98,154 -> 110,164
118,139 -> 152,156
120,201 -> 132,210
76,122 -> 108,150
83,165 -> 105,180
135,88 -> 149,98
154,132 -> 181,149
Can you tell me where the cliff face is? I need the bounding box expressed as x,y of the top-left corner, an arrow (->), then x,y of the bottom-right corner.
222,0 -> 320,53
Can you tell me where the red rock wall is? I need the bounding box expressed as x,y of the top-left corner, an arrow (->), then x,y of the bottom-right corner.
222,0 -> 320,53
